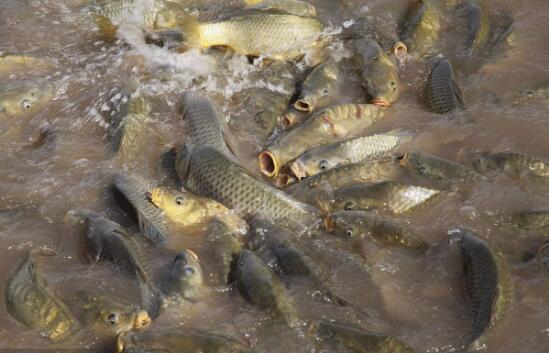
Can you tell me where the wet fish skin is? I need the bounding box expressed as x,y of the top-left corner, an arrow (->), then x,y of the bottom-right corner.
325,210 -> 428,249
207,219 -> 245,285
0,55 -> 54,74
294,58 -> 342,113
449,228 -> 513,351
352,37 -> 399,107
161,249 -> 205,302
400,151 -> 480,184
0,81 -> 54,117
310,320 -> 420,353
231,249 -> 299,327
176,144 -> 318,230
111,173 -> 169,244
464,150 -> 549,178
117,327 -> 252,353
77,292 -> 150,334
149,187 -> 247,232
246,0 -> 317,17
5,252 -> 77,341
289,133 -> 406,180
462,0 -> 490,53
399,0 -> 441,57
424,57 -> 464,114
519,82 -> 549,101
177,10 -> 324,60
331,181 -> 440,214
259,104 -> 383,178
509,209 -> 549,230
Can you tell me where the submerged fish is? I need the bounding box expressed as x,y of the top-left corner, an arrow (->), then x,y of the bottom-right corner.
176,9 -> 324,60
399,0 -> 441,57
207,219 -> 245,285
352,37 -> 399,107
462,0 -> 491,53
231,249 -> 299,327
449,228 -> 513,351
5,251 -> 77,341
289,132 -> 407,180
111,173 -> 169,244
399,151 -> 480,184
294,58 -> 342,113
160,249 -> 205,302
424,57 -> 464,114
507,209 -> 549,230
0,55 -> 53,74
246,0 -> 317,17
310,320 -> 420,353
325,210 -> 428,249
176,144 -> 318,230
149,187 -> 247,232
259,104 -> 383,178
0,81 -> 54,117
535,239 -> 549,268
331,181 -> 440,214
464,150 -> 549,178
519,81 -> 549,101
117,327 -> 251,353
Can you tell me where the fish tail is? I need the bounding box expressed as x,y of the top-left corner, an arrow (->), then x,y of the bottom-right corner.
92,13 -> 119,42
175,13 -> 201,48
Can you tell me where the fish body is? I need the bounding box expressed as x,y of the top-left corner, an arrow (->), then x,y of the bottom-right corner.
465,150 -> 549,178
161,249 -> 205,302
325,210 -> 427,249
149,187 -> 247,232
246,0 -> 317,17
0,55 -> 53,74
289,132 -> 406,180
5,252 -> 77,341
111,173 -> 169,244
176,144 -> 318,230
177,10 -> 324,59
207,219 -> 245,285
232,250 -> 299,327
400,151 -> 480,184
294,58 -> 342,113
310,320 -> 419,353
352,37 -> 399,106
424,57 -> 464,114
509,209 -> 549,230
260,104 -> 383,178
462,0 -> 490,53
117,327 -> 251,353
519,82 -> 549,101
399,0 -> 441,57
450,228 -> 513,351
331,181 -> 440,214
0,81 -> 54,117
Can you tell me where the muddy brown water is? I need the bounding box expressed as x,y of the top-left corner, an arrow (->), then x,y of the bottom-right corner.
1,0 -> 549,352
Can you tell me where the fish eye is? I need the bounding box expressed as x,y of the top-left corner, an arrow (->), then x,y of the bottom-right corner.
344,202 -> 356,210
21,99 -> 33,109
318,160 -> 329,171
175,196 -> 184,205
524,90 -> 534,99
183,266 -> 195,275
390,81 -> 396,87
107,313 -> 119,325
322,88 -> 329,95
345,229 -> 353,237
0,106 -> 5,113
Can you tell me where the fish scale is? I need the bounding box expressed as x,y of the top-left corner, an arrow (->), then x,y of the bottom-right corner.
424,57 -> 464,114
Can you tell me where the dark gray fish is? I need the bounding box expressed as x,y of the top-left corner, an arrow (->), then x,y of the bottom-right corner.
398,0 -> 441,57
111,173 -> 168,244
464,150 -> 549,178
399,151 -> 480,185
424,57 -> 464,114
509,209 -> 549,230
176,144 -> 319,231
207,218 -> 245,285
310,320 -> 419,352
180,92 -> 232,154
231,249 -> 299,327
160,249 -> 205,302
450,228 -> 513,351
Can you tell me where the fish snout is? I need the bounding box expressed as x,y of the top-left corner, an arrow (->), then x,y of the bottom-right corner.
133,310 -> 151,330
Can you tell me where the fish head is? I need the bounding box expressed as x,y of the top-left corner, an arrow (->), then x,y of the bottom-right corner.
170,249 -> 204,298
149,187 -> 191,219
462,149 -> 490,173
324,211 -> 368,239
0,81 -> 53,117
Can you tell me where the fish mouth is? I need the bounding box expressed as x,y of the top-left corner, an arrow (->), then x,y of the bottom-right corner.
323,214 -> 335,231
294,99 -> 313,113
396,152 -> 408,165
289,160 -> 308,180
185,249 -> 199,262
148,187 -> 165,208
273,173 -> 295,188
258,150 -> 279,178
133,310 -> 151,330
116,333 -> 127,353
369,98 -> 389,107
393,42 -> 408,56
281,112 -> 298,128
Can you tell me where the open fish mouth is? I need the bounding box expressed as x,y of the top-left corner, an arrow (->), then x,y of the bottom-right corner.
369,98 -> 389,107
258,150 -> 279,178
294,99 -> 313,113
148,187 -> 165,208
133,310 -> 151,330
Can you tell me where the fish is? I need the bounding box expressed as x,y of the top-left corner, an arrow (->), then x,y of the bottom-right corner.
176,144 -> 319,230
352,37 -> 399,107
231,249 -> 299,327
116,327 -> 252,353
294,58 -> 342,113
507,209 -> 549,230
206,218 -> 245,285
111,173 -> 169,244
423,56 -> 464,114
462,0 -> 491,53
325,210 -> 428,249
0,55 -> 53,75
289,132 -> 408,180
518,82 -> 549,101
76,292 -> 150,334
180,92 -> 232,154
176,9 -> 324,60
5,251 -> 78,341
160,249 -> 205,302
464,150 -> 549,178
371,19 -> 408,56
259,104 -> 383,178
0,81 -> 54,117
246,0 -> 317,17
449,228 -> 513,351
279,107 -> 309,129
149,187 -> 247,232
399,0 -> 441,57
399,151 -> 480,184
330,181 -> 440,214
309,320 -> 420,353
